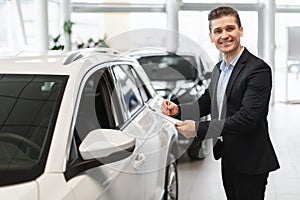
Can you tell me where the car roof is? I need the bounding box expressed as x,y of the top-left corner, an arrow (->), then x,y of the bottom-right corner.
126,47 -> 197,58
0,48 -> 137,76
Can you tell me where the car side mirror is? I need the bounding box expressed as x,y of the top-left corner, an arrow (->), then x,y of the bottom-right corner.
65,129 -> 135,180
79,129 -> 135,162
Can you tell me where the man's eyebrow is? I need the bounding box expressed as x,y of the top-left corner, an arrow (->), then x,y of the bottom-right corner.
213,24 -> 236,30
213,27 -> 222,31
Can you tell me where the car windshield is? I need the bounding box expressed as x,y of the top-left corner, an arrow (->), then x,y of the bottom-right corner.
138,55 -> 198,82
0,74 -> 68,186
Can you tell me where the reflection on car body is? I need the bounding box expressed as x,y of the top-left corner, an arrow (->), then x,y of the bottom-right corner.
128,48 -> 214,160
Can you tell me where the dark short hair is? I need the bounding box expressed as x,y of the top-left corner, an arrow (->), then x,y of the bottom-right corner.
208,6 -> 242,33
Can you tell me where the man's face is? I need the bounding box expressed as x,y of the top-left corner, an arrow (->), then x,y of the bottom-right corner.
209,15 -> 243,56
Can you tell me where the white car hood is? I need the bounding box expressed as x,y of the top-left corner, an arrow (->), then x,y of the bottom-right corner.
0,181 -> 38,200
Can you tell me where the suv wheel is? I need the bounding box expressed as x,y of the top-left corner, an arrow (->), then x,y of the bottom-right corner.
164,153 -> 178,200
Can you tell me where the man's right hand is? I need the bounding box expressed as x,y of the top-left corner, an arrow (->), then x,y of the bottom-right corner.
161,99 -> 179,116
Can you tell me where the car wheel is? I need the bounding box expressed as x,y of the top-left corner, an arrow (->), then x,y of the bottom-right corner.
164,153 -> 178,200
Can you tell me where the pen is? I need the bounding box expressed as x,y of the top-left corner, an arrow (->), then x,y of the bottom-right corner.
166,94 -> 171,111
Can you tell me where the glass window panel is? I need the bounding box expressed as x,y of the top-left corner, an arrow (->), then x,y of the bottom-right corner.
0,1 -> 8,53
112,65 -> 143,116
48,1 -> 62,39
131,68 -> 150,103
179,10 -> 258,64
129,13 -> 166,29
130,0 -> 165,3
276,0 -> 300,5
72,12 -> 105,48
0,0 -> 61,52
72,0 -> 165,3
182,0 -> 257,2
71,0 -> 104,3
75,68 -> 120,143
17,0 -> 35,50
274,13 -> 300,101
0,74 -> 68,186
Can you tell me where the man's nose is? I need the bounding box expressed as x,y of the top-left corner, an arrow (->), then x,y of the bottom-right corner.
221,31 -> 229,39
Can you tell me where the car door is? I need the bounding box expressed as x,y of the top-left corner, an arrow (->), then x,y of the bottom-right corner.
65,66 -> 143,200
111,64 -> 174,199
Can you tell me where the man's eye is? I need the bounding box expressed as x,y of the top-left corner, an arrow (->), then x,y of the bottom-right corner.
226,27 -> 235,31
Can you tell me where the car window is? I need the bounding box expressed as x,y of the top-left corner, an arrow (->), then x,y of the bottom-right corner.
138,55 -> 198,81
130,67 -> 151,103
0,74 -> 68,186
74,68 -> 119,144
111,64 -> 143,117
67,66 -> 139,173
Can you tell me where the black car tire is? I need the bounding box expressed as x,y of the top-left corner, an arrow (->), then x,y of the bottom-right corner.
164,153 -> 178,200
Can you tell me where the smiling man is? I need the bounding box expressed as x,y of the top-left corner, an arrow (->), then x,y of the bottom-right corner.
161,6 -> 280,200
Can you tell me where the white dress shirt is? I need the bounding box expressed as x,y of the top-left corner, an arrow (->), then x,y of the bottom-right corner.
217,48 -> 244,119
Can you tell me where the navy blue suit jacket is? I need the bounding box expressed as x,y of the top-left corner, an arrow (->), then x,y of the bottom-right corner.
180,48 -> 280,175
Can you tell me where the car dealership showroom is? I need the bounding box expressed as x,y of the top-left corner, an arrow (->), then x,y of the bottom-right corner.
0,0 -> 300,199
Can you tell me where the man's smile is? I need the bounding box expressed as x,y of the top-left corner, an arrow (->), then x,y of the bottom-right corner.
219,40 -> 233,46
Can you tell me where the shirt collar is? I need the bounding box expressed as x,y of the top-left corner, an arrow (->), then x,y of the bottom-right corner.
220,47 -> 244,72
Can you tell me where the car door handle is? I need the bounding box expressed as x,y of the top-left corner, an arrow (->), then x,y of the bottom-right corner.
133,153 -> 146,169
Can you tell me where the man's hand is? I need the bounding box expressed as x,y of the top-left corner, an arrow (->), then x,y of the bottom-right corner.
175,120 -> 196,138
161,99 -> 179,116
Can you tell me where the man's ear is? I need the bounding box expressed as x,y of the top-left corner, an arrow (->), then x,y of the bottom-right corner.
239,26 -> 244,37
209,32 -> 214,43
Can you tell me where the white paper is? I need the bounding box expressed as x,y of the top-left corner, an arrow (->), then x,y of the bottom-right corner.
147,105 -> 182,125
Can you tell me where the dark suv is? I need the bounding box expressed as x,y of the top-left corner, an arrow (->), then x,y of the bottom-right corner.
128,48 -> 214,160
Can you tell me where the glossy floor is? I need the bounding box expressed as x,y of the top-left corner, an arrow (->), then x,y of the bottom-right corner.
177,103 -> 300,200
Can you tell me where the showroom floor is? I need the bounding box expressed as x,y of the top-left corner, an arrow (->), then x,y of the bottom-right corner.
177,102 -> 300,200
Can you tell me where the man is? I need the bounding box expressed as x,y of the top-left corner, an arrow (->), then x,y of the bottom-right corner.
161,6 -> 280,200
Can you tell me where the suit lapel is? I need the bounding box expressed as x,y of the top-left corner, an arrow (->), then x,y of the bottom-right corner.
225,48 -> 249,98
210,62 -> 221,119
220,48 -> 250,119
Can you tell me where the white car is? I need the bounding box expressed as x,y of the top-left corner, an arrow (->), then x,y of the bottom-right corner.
0,49 -> 179,200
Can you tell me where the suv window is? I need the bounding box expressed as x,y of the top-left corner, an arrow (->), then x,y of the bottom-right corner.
75,68 -> 119,143
138,55 -> 198,81
112,65 -> 143,118
130,67 -> 150,103
0,74 -> 68,186
66,64 -> 151,180
67,68 -> 123,172
67,65 -> 144,175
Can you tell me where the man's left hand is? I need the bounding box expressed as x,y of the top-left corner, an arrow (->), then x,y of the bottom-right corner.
175,120 -> 196,138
